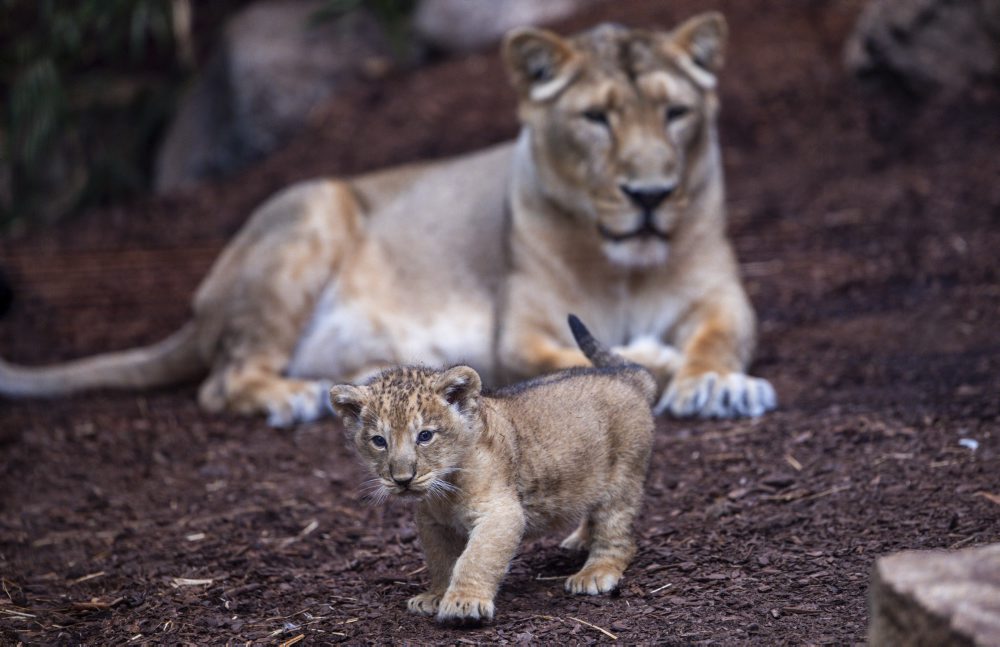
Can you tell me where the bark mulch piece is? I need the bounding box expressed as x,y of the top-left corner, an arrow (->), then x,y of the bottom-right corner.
2,1 -> 998,644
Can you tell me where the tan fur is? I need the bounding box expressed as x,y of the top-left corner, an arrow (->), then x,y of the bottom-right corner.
330,320 -> 654,623
0,14 -> 775,423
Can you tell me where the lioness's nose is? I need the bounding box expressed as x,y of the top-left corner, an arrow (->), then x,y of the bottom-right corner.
620,184 -> 674,212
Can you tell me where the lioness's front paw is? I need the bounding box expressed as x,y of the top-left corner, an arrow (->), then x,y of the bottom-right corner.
611,336 -> 682,375
655,371 -> 776,419
565,564 -> 623,595
435,590 -> 495,624
407,592 -> 442,615
266,380 -> 333,428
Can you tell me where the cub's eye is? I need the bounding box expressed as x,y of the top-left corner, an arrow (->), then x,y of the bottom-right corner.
583,109 -> 609,127
416,429 -> 434,444
370,435 -> 387,449
666,105 -> 691,123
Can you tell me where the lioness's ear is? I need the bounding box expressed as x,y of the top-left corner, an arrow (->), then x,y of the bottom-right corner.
664,12 -> 728,88
503,28 -> 580,102
329,384 -> 366,426
433,366 -> 482,414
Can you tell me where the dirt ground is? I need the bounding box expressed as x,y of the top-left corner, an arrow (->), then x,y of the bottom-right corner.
2,1 -> 999,644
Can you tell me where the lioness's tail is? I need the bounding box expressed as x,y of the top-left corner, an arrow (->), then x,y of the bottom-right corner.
567,314 -> 657,405
0,322 -> 205,397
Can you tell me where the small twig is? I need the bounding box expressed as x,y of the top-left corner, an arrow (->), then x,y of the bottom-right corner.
170,577 -> 214,588
649,582 -> 673,594
406,565 -> 427,576
279,635 -> 305,647
71,597 -> 124,611
950,533 -> 981,550
974,491 -> 1000,506
532,614 -> 618,641
568,616 -> 618,641
69,571 -> 106,585
279,519 -> 320,548
784,454 -> 803,471
800,484 -> 850,502
534,574 -> 566,581
0,608 -> 36,618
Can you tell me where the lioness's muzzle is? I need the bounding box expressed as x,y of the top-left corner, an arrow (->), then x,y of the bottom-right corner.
598,217 -> 671,242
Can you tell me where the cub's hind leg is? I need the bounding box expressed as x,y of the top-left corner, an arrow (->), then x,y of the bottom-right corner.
559,518 -> 590,552
564,496 -> 640,595
194,180 -> 364,426
566,414 -> 652,595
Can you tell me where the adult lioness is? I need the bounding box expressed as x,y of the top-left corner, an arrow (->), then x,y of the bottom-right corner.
0,14 -> 776,425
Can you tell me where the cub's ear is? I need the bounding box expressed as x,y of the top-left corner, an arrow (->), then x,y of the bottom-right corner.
433,365 -> 482,414
664,12 -> 728,88
502,27 -> 580,102
329,384 -> 366,426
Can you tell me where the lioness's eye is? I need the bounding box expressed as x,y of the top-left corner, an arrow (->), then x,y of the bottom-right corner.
417,429 -> 434,444
666,105 -> 691,123
583,109 -> 609,127
370,435 -> 387,449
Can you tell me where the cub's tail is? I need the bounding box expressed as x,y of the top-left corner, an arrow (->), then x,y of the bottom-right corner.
567,314 -> 657,405
0,322 -> 206,398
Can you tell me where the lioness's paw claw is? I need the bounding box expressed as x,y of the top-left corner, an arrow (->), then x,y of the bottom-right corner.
656,372 -> 776,419
435,592 -> 495,624
565,565 -> 622,595
407,592 -> 442,615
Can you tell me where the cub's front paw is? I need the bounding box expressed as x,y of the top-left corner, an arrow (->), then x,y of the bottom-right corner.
407,592 -> 442,616
655,371 -> 776,419
565,563 -> 623,595
435,590 -> 495,624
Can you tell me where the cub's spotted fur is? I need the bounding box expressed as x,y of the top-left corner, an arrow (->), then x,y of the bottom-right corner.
329,316 -> 654,623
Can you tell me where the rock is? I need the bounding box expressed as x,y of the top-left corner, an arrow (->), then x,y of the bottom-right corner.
844,0 -> 1000,95
155,0 -> 394,193
869,543 -> 1000,646
413,0 -> 599,54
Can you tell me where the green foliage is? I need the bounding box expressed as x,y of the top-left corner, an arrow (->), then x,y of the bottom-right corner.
0,0 -> 421,231
1,0 -> 181,229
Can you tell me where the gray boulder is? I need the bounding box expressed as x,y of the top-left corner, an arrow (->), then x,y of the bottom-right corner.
845,0 -> 1000,94
413,0 -> 600,54
155,0 -> 393,193
869,543 -> 1000,646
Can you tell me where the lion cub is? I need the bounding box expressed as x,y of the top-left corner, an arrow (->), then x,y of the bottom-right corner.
329,316 -> 654,623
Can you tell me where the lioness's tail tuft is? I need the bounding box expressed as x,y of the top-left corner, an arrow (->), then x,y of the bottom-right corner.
567,314 -> 657,404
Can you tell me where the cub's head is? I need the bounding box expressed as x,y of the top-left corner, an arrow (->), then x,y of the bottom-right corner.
503,14 -> 728,268
329,365 -> 482,501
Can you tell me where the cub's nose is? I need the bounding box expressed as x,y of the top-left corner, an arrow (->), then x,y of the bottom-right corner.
392,474 -> 414,488
620,184 -> 674,212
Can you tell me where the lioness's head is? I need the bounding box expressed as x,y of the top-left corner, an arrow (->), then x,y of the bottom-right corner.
503,14 -> 727,268
329,366 -> 482,501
